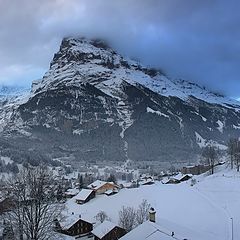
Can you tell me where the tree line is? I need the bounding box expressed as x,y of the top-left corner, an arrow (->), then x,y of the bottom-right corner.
201,137 -> 240,175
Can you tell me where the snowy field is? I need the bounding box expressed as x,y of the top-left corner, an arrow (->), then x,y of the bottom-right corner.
63,165 -> 240,240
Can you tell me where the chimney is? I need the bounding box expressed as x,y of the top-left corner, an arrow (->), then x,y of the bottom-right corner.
149,207 -> 156,223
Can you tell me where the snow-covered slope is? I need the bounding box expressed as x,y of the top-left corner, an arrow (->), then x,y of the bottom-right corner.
61,164 -> 240,240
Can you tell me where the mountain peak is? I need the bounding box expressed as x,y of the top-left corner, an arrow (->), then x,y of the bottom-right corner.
1,36 -> 240,164
30,36 -> 239,110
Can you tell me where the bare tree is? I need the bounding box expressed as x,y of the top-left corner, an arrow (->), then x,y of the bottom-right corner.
233,139 -> 240,172
227,138 -> 240,172
5,166 -> 63,240
118,206 -> 136,232
228,138 -> 236,169
135,200 -> 151,225
202,145 -> 218,174
94,211 -> 110,223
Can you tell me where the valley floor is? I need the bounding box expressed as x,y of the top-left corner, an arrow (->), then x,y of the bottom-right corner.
63,165 -> 240,240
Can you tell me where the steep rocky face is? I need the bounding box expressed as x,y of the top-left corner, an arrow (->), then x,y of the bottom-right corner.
1,37 -> 240,165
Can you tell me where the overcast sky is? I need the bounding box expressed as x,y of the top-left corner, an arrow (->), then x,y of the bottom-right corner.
1,0 -> 240,98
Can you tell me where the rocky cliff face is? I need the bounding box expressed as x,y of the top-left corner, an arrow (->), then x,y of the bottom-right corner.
1,37 -> 240,165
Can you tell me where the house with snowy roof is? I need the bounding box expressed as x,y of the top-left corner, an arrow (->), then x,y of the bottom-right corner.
139,177 -> 155,186
162,173 -> 192,185
120,208 -> 186,240
75,189 -> 95,204
87,180 -> 119,195
55,213 -> 93,237
91,220 -> 126,240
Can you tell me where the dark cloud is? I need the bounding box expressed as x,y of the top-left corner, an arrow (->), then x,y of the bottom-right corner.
0,0 -> 240,98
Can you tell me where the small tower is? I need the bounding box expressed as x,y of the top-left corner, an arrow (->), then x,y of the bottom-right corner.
149,207 -> 156,223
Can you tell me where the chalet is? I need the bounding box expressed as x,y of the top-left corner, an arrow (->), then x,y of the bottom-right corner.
139,177 -> 155,186
162,178 -> 180,184
56,215 -> 93,237
162,173 -> 192,184
87,180 -> 118,195
92,221 -> 126,240
179,174 -> 193,182
120,209 -> 185,240
75,189 -> 95,204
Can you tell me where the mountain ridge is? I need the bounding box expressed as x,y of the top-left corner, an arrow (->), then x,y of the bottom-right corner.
0,37 -> 240,166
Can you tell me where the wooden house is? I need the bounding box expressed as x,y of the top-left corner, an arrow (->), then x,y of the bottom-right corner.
179,174 -> 192,182
75,189 -> 95,204
92,221 -> 126,240
88,180 -> 119,195
162,178 -> 180,184
162,173 -> 192,184
56,216 -> 93,237
119,220 -> 185,240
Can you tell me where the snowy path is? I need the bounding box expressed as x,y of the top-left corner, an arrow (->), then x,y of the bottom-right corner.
193,187 -> 231,240
196,173 -> 240,240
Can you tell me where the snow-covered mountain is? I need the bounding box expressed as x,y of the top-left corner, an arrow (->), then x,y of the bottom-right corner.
0,85 -> 29,100
1,37 -> 240,165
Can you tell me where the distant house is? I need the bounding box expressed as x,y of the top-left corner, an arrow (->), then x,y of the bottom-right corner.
162,178 -> 180,184
182,164 -> 211,175
92,220 -> 126,240
179,174 -> 193,182
162,173 -> 192,184
64,188 -> 80,198
88,180 -> 118,195
139,177 -> 155,186
56,216 -> 93,237
75,189 -> 95,204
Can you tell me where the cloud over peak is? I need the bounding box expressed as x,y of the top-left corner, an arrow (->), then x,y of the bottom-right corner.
0,0 -> 240,97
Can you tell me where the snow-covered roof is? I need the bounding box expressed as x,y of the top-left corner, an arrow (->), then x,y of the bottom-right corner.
75,189 -> 94,201
92,220 -> 118,239
172,173 -> 192,181
65,188 -> 79,196
60,214 -> 93,230
58,173 -> 235,240
139,178 -> 155,185
122,182 -> 133,188
87,180 -> 114,190
105,189 -> 113,195
145,230 -> 176,240
120,221 -> 182,240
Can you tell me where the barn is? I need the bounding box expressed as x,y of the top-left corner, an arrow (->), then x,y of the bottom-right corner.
75,189 -> 95,204
56,215 -> 93,237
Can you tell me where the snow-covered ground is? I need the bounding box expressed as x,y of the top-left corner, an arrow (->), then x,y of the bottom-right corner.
61,164 -> 240,240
